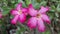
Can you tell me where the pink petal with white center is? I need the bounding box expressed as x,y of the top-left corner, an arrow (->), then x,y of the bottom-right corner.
28,4 -> 37,16
22,8 -> 28,15
10,9 -> 18,16
16,3 -> 22,10
0,12 -> 2,18
11,15 -> 19,24
18,13 -> 26,23
39,6 -> 49,14
42,14 -> 50,24
27,17 -> 37,29
37,18 -> 45,32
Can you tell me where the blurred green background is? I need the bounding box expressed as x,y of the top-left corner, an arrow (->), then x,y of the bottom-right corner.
0,0 -> 60,34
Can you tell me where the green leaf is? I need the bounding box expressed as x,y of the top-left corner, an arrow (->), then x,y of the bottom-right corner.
57,4 -> 60,12
20,27 -> 26,31
2,6 -> 11,16
34,3 -> 40,9
17,0 -> 27,7
50,5 -> 56,12
25,0 -> 31,6
39,1 -> 47,6
16,27 -> 21,34
18,0 -> 21,3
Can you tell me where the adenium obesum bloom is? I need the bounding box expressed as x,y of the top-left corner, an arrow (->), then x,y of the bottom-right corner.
11,3 -> 28,24
27,4 -> 50,32
0,12 -> 2,18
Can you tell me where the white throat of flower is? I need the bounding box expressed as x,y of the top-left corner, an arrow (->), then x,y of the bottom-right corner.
18,10 -> 22,15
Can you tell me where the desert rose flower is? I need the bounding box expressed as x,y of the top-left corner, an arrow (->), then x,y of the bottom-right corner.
11,3 -> 28,24
27,4 -> 50,32
0,12 -> 2,18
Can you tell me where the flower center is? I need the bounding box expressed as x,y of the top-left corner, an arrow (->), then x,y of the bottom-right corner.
18,10 -> 22,14
36,14 -> 41,18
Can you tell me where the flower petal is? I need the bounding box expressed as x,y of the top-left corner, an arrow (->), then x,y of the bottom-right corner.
16,3 -> 22,10
22,8 -> 28,15
11,15 -> 19,24
39,6 -> 49,14
37,18 -> 45,32
27,17 -> 37,29
18,13 -> 26,23
42,14 -> 50,24
28,4 -> 37,16
10,9 -> 18,16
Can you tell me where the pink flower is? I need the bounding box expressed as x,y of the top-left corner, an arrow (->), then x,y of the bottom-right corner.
11,3 -> 28,24
27,4 -> 50,32
0,12 -> 2,19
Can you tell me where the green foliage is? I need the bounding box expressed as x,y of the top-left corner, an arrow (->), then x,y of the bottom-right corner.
0,0 -> 60,34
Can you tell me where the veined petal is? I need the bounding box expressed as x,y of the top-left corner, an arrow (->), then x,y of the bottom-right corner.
28,4 -> 37,16
42,14 -> 50,24
16,3 -> 22,10
27,17 -> 37,29
22,8 -> 28,15
37,18 -> 45,32
18,13 -> 26,23
39,6 -> 49,14
11,15 -> 19,24
10,9 -> 19,16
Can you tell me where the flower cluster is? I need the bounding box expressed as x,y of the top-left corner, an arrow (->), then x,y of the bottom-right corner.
10,3 -> 50,32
